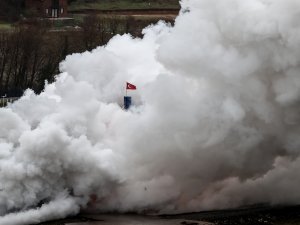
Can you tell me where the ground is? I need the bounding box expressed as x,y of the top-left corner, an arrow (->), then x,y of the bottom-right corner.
34,205 -> 300,225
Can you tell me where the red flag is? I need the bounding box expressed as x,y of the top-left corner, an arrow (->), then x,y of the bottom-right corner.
126,82 -> 136,90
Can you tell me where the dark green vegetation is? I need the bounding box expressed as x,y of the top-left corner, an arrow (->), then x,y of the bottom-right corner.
69,0 -> 180,11
0,0 -> 23,22
0,0 -> 179,23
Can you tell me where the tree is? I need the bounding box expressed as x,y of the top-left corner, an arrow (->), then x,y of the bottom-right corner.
0,0 -> 24,22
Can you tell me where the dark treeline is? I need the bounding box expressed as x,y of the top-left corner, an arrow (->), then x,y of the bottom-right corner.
0,15 -> 162,96
0,0 -> 23,22
0,23 -> 69,96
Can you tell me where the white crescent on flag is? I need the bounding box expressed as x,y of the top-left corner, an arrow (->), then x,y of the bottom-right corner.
126,82 -> 137,90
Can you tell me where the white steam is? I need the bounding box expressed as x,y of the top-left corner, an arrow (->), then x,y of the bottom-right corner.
0,194 -> 79,225
1,0 -> 300,224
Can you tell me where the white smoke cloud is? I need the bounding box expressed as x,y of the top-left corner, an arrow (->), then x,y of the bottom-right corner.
0,194 -> 80,225
1,0 -> 300,224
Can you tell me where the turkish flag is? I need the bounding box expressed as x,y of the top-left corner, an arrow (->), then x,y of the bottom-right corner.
126,82 -> 137,90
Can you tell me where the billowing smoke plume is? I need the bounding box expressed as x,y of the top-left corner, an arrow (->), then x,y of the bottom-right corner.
1,0 -> 300,224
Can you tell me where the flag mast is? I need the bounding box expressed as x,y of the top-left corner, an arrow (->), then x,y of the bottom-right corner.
124,82 -> 137,110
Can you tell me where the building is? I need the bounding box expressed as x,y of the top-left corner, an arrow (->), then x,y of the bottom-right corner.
25,0 -> 68,18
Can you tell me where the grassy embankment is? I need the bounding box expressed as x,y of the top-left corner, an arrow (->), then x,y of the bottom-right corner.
68,0 -> 180,29
68,0 -> 180,11
0,22 -> 12,30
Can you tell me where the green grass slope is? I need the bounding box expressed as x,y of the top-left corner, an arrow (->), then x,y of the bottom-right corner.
68,0 -> 180,11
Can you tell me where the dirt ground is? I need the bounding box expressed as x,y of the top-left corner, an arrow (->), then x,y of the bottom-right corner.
36,214 -> 212,225
67,215 -> 212,225
36,205 -> 300,225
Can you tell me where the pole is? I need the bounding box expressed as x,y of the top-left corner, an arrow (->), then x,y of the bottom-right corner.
2,94 -> 6,107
